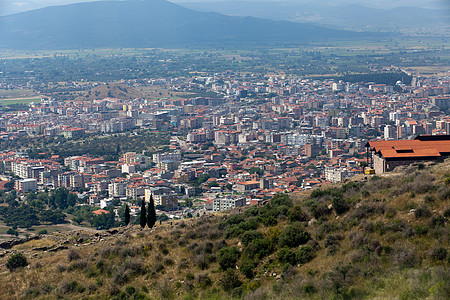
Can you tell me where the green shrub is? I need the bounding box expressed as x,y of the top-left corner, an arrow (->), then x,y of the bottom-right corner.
296,245 -> 316,264
429,215 -> 445,228
277,248 -> 296,265
244,205 -> 260,217
324,234 -> 343,248
219,269 -> 242,292
197,274 -> 212,288
414,206 -> 432,219
186,273 -> 194,280
271,193 -> 293,207
241,230 -> 264,247
332,196 -> 349,215
239,257 -> 258,279
225,219 -> 258,239
279,222 -> 311,248
444,208 -> 450,218
219,215 -> 245,230
6,228 -> 18,236
308,202 -> 330,219
6,253 -> 28,271
261,215 -> 278,226
413,225 -> 429,235
288,205 -> 308,222
302,283 -> 316,294
218,246 -> 240,270
243,238 -> 274,259
424,195 -> 435,203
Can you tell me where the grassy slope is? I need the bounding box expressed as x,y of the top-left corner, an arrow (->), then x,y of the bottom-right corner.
0,161 -> 449,299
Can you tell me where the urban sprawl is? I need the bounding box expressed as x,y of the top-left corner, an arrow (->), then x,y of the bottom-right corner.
1,71 -> 449,222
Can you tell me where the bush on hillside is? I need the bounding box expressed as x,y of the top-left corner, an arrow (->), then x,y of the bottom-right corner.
220,269 -> 243,293
243,238 -> 275,259
288,205 -> 309,222
279,222 -> 311,248
218,246 -> 240,270
6,253 -> 28,272
241,230 -> 264,247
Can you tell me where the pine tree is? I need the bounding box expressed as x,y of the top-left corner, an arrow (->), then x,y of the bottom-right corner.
139,200 -> 146,228
124,204 -> 130,225
147,194 -> 157,228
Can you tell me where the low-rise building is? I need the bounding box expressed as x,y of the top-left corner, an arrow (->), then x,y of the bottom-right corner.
366,135 -> 450,174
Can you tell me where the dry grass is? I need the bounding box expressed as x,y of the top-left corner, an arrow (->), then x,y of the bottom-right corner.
0,161 -> 449,299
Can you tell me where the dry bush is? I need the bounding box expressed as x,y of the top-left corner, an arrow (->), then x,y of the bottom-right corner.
178,258 -> 190,270
437,185 -> 450,200
100,246 -> 122,258
67,259 -> 88,272
56,264 -> 67,273
67,249 -> 81,261
392,242 -> 418,269
194,253 -> 210,270
59,280 -> 84,294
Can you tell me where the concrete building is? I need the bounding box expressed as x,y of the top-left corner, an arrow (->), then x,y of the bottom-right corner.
15,178 -> 38,192
234,181 -> 260,193
213,196 -> 245,212
153,194 -> 178,209
153,152 -> 182,164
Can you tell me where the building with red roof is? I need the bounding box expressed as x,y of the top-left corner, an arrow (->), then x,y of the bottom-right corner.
366,135 -> 450,173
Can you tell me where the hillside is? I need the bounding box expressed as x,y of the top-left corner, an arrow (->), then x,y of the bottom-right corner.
0,0 -> 366,50
0,161 -> 449,299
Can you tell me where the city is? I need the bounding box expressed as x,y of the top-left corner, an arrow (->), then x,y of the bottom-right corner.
0,0 -> 448,299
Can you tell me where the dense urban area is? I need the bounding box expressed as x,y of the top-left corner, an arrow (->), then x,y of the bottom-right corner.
0,46 -> 449,234
0,0 -> 448,296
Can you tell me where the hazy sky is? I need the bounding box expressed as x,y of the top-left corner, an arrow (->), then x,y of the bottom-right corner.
0,0 -> 448,16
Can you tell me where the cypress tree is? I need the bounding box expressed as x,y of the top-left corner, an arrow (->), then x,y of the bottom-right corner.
124,204 -> 130,225
139,200 -> 146,228
147,194 -> 157,228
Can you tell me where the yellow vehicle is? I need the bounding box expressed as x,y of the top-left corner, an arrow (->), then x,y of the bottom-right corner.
365,168 -> 375,175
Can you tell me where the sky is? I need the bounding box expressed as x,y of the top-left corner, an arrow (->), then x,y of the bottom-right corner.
0,0 -> 448,16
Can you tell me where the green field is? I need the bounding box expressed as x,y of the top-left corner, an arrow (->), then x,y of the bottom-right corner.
0,97 -> 41,105
0,36 -> 448,60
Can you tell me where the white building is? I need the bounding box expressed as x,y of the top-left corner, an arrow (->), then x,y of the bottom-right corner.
122,164 -> 136,174
213,196 -> 246,212
15,178 -> 38,192
324,167 -> 356,183
152,152 -> 182,164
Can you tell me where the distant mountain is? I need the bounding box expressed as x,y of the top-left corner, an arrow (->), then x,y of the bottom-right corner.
0,0 -> 369,50
181,1 -> 450,34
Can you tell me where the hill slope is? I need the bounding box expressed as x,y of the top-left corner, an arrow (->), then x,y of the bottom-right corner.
0,0 -> 366,50
0,161 -> 448,299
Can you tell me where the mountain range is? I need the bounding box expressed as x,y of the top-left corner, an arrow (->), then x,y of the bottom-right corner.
181,1 -> 450,33
0,0 -> 369,50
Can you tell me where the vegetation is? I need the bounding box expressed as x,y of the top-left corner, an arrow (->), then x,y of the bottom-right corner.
147,196 -> 156,229
6,253 -> 28,272
139,200 -> 146,229
0,162 -> 448,299
124,204 -> 130,226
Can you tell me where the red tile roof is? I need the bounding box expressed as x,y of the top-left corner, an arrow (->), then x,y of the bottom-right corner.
367,136 -> 450,159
